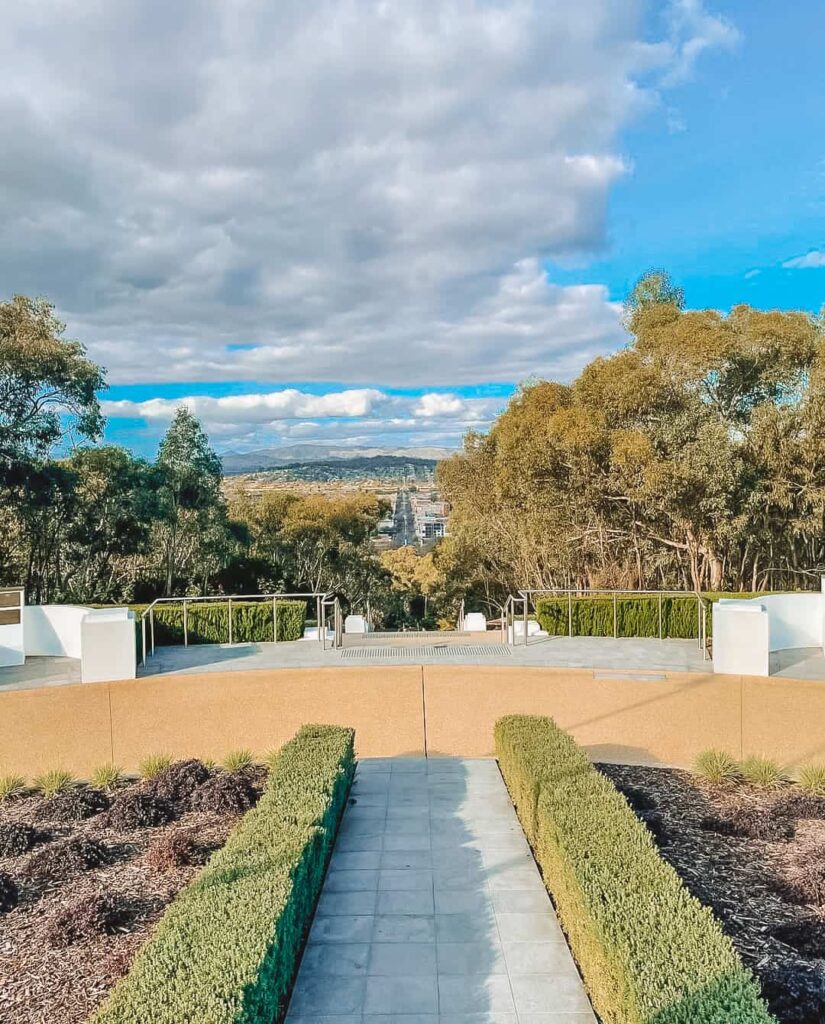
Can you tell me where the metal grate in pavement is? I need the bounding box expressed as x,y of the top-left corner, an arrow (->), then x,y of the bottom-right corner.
341,643 -> 511,661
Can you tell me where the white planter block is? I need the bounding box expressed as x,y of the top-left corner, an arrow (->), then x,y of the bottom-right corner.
463,612 -> 487,632
80,608 -> 136,683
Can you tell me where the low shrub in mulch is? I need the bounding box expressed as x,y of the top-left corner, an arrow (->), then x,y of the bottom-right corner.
24,836 -> 108,879
722,802 -> 796,841
778,837 -> 825,906
189,770 -> 257,815
44,893 -> 139,948
39,786 -> 111,822
91,724 -> 355,1024
0,821 -> 49,856
0,870 -> 18,912
495,715 -> 773,1024
145,828 -> 208,872
105,790 -> 175,830
145,760 -> 211,807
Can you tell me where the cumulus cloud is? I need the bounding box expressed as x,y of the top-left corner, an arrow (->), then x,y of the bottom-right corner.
0,0 -> 735,395
660,0 -> 740,86
783,250 -> 825,270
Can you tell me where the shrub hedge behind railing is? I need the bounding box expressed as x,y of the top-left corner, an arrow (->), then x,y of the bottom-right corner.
91,723 -> 355,1024
133,599 -> 307,647
534,592 -> 765,639
495,715 -> 775,1024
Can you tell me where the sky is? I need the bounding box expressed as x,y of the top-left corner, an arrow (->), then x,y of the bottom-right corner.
2,1 -> 824,458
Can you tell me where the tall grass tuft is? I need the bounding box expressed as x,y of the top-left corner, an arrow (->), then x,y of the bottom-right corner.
798,763 -> 825,795
693,749 -> 742,786
91,763 -> 124,792
222,749 -> 256,773
139,754 -> 173,780
0,773 -> 27,802
34,768 -> 76,797
739,755 -> 790,789
263,748 -> 281,774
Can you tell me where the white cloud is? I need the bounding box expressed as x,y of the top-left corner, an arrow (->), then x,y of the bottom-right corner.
0,1 -> 736,390
660,0 -> 740,86
783,250 -> 825,270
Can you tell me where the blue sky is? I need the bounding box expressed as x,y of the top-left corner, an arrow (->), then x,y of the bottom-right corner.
3,1 -> 824,458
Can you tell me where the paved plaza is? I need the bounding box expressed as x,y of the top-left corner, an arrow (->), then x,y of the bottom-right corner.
286,757 -> 596,1024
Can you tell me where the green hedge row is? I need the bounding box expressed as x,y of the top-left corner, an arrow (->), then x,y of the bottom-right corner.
495,715 -> 774,1024
534,592 -> 764,639
92,724 -> 355,1024
133,599 -> 307,647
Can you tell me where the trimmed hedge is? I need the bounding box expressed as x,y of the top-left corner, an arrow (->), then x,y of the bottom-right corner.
495,715 -> 775,1024
534,592 -> 765,639
134,599 -> 307,647
91,724 -> 355,1024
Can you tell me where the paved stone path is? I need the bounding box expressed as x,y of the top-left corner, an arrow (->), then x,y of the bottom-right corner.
287,757 -> 596,1024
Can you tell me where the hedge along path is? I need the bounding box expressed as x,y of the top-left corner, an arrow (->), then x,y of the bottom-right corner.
90,724 -> 355,1024
495,715 -> 776,1024
534,591 -> 768,640
131,599 -> 307,647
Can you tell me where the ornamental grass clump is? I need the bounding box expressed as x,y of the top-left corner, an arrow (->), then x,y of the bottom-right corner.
0,773 -> 26,802
798,763 -> 825,796
91,724 -> 355,1024
139,754 -> 172,780
91,763 -> 124,793
33,768 -> 76,797
740,756 -> 790,790
693,748 -> 742,786
495,715 -> 774,1024
222,749 -> 256,773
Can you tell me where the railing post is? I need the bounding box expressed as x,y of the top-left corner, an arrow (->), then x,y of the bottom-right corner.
658,592 -> 663,639
316,596 -> 322,644
613,592 -> 617,638
183,600 -> 188,647
523,596 -> 529,646
273,596 -> 278,643
568,591 -> 573,637
228,598 -> 233,645
150,608 -> 155,656
141,616 -> 146,666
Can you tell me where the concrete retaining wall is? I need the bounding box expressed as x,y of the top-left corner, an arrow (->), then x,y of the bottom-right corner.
1,665 -> 824,776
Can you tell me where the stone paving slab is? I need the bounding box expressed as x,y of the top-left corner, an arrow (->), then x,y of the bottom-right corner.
287,757 -> 596,1024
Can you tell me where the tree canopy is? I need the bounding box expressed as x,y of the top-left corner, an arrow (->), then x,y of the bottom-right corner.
439,273 -> 825,596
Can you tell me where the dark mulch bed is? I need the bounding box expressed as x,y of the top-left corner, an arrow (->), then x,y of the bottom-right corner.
0,763 -> 265,1024
598,762 -> 825,1024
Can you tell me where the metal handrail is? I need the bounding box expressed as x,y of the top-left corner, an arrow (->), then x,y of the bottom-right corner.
511,588 -> 712,652
140,591 -> 337,665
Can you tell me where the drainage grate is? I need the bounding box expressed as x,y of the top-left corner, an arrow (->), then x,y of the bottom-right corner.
341,644 -> 511,661
592,669 -> 667,682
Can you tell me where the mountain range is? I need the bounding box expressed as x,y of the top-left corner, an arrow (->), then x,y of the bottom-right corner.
220,444 -> 456,474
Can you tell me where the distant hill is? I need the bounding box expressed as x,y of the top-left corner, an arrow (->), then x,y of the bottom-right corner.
220,444 -> 455,475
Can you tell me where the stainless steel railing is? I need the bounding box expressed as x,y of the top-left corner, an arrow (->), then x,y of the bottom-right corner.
139,591 -> 340,665
505,588 -> 711,658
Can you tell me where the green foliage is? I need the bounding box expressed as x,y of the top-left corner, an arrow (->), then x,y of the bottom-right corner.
798,762 -> 825,795
739,756 -> 790,790
534,592 -> 760,640
91,724 -> 355,1024
694,749 -> 742,786
33,768 -> 76,797
222,749 -> 256,772
262,748 -> 281,773
0,773 -> 26,801
91,763 -> 124,792
495,715 -> 774,1024
138,599 -> 306,647
139,754 -> 173,780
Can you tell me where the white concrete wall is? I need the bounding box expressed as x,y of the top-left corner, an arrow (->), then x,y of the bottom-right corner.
22,604 -> 136,682
80,609 -> 136,683
0,620 -> 25,667
23,605 -> 88,658
712,592 -> 825,676
759,593 -> 824,652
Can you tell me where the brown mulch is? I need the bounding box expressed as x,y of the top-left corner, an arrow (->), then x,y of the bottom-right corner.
0,765 -> 261,1024
597,762 -> 825,1024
